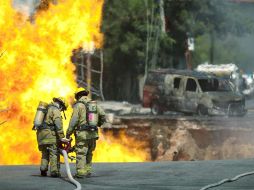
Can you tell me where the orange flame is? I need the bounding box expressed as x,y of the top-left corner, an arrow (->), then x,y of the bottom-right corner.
0,0 -> 148,165
94,130 -> 149,162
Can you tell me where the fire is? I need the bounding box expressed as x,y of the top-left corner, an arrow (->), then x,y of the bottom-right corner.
94,131 -> 149,162
0,0 -> 147,165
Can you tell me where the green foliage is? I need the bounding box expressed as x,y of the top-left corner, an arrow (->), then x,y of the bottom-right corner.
102,0 -> 176,73
102,0 -> 148,70
164,0 -> 254,67
102,0 -> 153,101
101,0 -> 254,102
192,34 -> 210,67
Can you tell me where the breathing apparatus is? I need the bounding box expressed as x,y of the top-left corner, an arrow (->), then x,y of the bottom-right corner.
33,97 -> 68,130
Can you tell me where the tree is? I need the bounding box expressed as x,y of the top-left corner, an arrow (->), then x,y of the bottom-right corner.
164,0 -> 254,67
101,0 -> 254,102
102,0 -> 161,102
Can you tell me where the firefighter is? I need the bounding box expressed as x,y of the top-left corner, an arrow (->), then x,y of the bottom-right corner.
34,97 -> 68,177
66,87 -> 106,178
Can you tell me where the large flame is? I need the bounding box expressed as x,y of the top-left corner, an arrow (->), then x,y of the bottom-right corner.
0,0 -> 148,165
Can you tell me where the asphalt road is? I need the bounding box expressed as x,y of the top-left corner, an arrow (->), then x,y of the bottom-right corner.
1,101 -> 254,190
1,159 -> 254,190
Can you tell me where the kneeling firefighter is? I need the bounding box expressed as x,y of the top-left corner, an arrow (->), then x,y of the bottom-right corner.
66,87 -> 106,178
33,97 -> 68,177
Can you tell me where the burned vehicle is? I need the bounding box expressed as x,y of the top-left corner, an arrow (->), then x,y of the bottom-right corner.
196,63 -> 254,98
143,69 -> 247,116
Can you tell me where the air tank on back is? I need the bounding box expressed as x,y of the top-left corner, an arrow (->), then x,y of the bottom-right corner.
33,101 -> 48,130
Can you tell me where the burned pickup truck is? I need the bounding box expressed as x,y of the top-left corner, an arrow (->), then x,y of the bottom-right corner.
143,69 -> 247,116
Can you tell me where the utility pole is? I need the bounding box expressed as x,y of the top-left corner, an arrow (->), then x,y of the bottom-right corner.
100,50 -> 105,101
151,0 -> 165,69
83,42 -> 94,99
86,53 -> 92,99
159,0 -> 166,33
144,0 -> 149,78
185,33 -> 194,70
185,49 -> 192,70
77,42 -> 104,99
80,51 -> 85,81
210,30 -> 215,65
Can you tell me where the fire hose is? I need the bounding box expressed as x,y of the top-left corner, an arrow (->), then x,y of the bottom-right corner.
200,171 -> 254,190
59,138 -> 82,190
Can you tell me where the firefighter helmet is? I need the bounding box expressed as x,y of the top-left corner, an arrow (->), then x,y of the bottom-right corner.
75,87 -> 89,100
53,97 -> 68,111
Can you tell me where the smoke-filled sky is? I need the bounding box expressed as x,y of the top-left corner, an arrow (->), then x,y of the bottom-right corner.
236,34 -> 254,72
235,3 -> 254,72
12,0 -> 39,15
11,0 -> 254,72
192,2 -> 254,72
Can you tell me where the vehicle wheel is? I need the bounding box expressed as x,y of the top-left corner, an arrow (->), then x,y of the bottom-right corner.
151,101 -> 163,115
197,105 -> 208,116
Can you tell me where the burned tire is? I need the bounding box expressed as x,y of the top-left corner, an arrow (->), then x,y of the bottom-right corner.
197,105 -> 208,116
151,101 -> 163,115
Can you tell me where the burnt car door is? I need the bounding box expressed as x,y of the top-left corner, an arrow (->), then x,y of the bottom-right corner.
164,74 -> 174,109
171,76 -> 185,111
183,78 -> 199,112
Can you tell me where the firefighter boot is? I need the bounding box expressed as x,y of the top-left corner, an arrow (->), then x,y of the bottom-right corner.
50,171 -> 61,178
40,170 -> 47,177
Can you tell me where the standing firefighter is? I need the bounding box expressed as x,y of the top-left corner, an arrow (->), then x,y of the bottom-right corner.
66,87 -> 106,178
33,97 -> 68,177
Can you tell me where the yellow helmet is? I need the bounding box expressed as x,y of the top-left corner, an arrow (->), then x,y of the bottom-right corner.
75,87 -> 89,100
53,97 -> 68,111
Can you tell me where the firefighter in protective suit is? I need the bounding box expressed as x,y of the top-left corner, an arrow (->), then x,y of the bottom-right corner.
35,97 -> 68,177
66,87 -> 106,178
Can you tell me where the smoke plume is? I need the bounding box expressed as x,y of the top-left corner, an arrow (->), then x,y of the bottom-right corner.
12,0 -> 39,16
